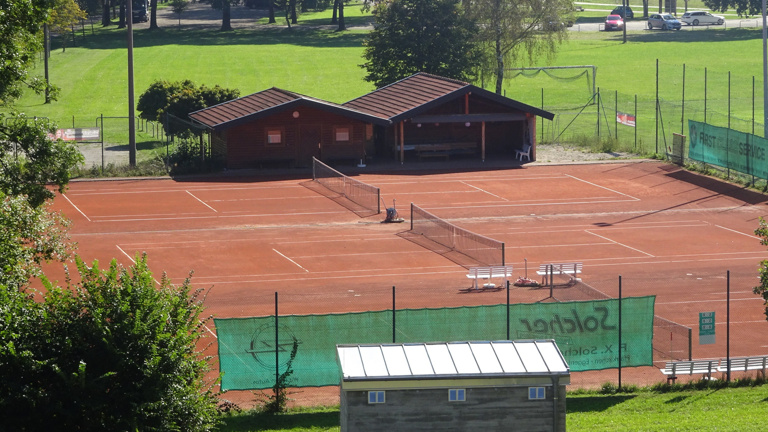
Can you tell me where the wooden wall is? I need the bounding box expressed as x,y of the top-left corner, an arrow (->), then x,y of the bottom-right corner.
340,385 -> 566,432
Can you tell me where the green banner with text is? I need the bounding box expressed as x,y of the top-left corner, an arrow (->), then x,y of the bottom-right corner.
215,297 -> 655,390
688,120 -> 768,179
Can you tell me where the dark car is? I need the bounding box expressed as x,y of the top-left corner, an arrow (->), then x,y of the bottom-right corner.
604,14 -> 624,31
132,0 -> 148,23
611,6 -> 634,19
648,13 -> 682,30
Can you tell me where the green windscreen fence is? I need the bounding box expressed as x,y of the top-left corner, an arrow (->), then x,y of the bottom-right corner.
688,120 -> 768,179
215,297 -> 655,391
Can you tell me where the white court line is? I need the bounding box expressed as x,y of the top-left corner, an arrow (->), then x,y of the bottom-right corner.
426,197 -> 637,211
273,248 -> 309,273
460,180 -> 509,201
89,210 -> 345,223
565,174 -> 641,201
61,194 -> 91,222
585,230 -> 655,257
715,224 -> 760,240
186,190 -> 217,213
203,324 -> 217,339
116,245 -> 136,263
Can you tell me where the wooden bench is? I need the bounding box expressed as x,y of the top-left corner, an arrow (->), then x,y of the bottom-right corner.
466,265 -> 514,290
717,355 -> 768,378
660,360 -> 719,383
536,262 -> 583,285
398,142 -> 477,160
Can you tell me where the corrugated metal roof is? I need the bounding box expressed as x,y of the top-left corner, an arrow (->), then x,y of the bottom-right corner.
337,340 -> 569,381
343,72 -> 555,122
188,87 -> 390,130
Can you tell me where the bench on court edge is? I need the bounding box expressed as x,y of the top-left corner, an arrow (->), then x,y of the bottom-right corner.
660,360 -> 718,383
717,355 -> 768,379
466,265 -> 514,290
537,262 -> 582,285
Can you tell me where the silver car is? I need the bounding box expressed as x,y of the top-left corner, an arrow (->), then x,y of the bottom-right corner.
681,11 -> 725,26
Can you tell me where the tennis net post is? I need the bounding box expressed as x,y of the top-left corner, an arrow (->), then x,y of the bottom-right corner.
312,157 -> 380,214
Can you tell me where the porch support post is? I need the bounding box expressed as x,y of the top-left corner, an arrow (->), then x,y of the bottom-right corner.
529,114 -> 537,161
399,121 -> 405,164
481,121 -> 486,162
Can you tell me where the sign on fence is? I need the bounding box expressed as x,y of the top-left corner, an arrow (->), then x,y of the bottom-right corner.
51,127 -> 101,142
688,120 -> 768,179
616,111 -> 636,127
699,311 -> 716,345
215,297 -> 655,390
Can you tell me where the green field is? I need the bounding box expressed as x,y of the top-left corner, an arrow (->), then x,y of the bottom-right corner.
10,2 -> 768,162
214,384 -> 768,432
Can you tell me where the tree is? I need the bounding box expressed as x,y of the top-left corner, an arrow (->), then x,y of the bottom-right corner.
49,0 -> 89,52
0,255 -> 220,431
754,217 -> 768,320
150,0 -> 160,29
469,0 -> 573,94
169,0 -> 189,26
361,0 -> 482,88
704,0 -> 762,16
205,0 -> 241,31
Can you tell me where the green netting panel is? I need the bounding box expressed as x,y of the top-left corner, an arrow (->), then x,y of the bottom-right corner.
688,120 -> 768,180
508,297 -> 655,371
215,297 -> 655,390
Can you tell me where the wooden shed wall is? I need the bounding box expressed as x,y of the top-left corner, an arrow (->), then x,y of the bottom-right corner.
340,385 -> 566,432
220,106 -> 371,169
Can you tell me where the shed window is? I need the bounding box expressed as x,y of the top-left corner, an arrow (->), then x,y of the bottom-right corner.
266,128 -> 283,146
368,391 -> 385,404
528,387 -> 546,400
448,389 -> 465,402
335,127 -> 350,143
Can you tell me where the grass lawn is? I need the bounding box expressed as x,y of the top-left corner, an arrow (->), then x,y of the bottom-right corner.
8,2 -> 767,160
214,384 -> 768,432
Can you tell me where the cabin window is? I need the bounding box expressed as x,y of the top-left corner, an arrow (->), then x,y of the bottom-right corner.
448,389 -> 466,402
528,387 -> 546,400
335,127 -> 350,143
368,391 -> 385,404
266,128 -> 283,146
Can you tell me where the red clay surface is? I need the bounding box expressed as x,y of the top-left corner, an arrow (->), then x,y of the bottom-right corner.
49,161 -> 768,407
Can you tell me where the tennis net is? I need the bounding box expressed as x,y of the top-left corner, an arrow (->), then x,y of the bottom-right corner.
312,157 -> 380,214
409,203 -> 505,267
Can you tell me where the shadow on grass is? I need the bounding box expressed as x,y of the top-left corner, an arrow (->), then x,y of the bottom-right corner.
217,410 -> 339,432
53,25 -> 368,52
566,394 -> 636,413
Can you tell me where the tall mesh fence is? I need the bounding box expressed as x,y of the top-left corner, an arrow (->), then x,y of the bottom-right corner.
215,296 -> 655,391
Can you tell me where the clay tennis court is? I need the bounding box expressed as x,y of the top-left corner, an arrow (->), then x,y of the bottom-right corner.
50,160 -> 768,403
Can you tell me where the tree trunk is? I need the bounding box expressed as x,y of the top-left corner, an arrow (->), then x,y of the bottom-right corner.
221,2 -> 233,31
150,0 -> 159,30
331,0 -> 338,24
268,2 -> 276,23
290,0 -> 298,25
118,1 -> 126,29
337,1 -> 345,31
494,21 -> 504,95
102,0 -> 112,26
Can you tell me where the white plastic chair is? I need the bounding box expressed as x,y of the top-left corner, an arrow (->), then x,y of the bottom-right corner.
515,144 -> 531,161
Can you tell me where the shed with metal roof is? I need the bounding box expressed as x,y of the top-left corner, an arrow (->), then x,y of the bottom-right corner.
336,340 -> 570,432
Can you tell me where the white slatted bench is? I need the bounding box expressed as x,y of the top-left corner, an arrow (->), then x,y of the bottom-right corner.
660,360 -> 719,383
537,262 -> 583,285
466,265 -> 514,290
717,355 -> 768,379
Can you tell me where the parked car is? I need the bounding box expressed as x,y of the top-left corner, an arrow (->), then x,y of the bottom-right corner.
648,13 -> 682,30
611,6 -> 634,19
681,11 -> 725,26
604,14 -> 624,31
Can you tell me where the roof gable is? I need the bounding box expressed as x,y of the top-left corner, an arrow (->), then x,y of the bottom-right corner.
343,72 -> 554,122
189,87 -> 390,130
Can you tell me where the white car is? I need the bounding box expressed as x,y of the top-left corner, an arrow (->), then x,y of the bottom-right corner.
681,11 -> 725,26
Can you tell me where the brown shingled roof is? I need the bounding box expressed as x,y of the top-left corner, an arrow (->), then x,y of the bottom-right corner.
189,87 -> 389,131
343,72 -> 554,122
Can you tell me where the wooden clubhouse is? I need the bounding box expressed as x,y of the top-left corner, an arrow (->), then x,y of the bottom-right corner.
189,73 -> 554,169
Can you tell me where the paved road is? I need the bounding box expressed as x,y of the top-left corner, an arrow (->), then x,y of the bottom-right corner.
571,16 -> 763,32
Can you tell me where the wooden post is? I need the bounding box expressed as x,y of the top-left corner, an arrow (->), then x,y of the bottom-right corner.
481,121 -> 486,161
399,121 -> 405,164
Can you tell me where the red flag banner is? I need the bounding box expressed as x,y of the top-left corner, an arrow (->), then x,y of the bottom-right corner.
616,112 -> 636,127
